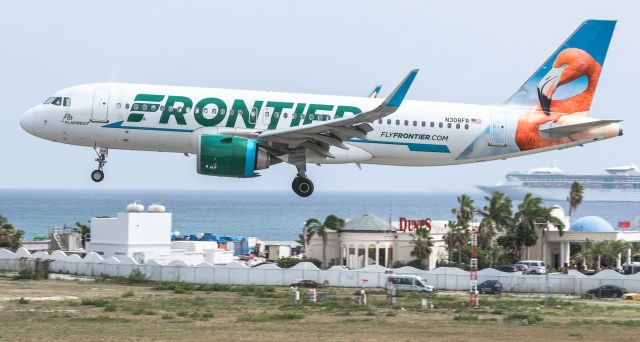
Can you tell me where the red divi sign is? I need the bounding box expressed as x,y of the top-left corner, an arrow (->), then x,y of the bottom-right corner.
399,217 -> 432,232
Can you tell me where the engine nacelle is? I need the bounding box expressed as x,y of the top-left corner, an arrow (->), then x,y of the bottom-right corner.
197,135 -> 273,178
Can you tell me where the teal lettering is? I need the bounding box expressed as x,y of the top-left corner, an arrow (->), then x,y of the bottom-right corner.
304,104 -> 334,125
289,103 -> 307,127
159,96 -> 192,125
266,101 -> 294,130
334,105 -> 362,119
226,99 -> 264,128
194,97 -> 227,127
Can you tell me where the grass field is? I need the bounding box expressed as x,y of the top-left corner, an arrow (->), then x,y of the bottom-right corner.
1,274 -> 640,341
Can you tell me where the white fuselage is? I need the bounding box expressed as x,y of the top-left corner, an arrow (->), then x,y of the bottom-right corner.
20,83 -> 619,168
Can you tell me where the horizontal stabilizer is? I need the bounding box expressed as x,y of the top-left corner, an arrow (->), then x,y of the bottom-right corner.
538,118 -> 621,140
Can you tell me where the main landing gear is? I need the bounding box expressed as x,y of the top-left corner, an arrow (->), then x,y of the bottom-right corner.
91,147 -> 108,183
292,163 -> 314,197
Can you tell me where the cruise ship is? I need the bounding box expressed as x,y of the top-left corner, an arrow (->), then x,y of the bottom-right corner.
477,164 -> 640,202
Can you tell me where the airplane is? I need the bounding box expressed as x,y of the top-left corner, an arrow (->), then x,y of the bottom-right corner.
20,20 -> 622,197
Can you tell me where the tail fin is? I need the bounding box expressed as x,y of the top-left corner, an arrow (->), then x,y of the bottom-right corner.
505,20 -> 616,114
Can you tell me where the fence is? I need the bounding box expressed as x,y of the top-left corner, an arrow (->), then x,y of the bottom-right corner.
3,247 -> 640,294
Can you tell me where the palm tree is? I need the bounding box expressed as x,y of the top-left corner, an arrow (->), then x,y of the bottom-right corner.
452,194 -> 475,226
514,193 -> 564,259
0,215 -> 24,250
74,221 -> 91,248
443,221 -> 468,266
477,192 -> 513,248
304,215 -> 345,268
410,229 -> 434,269
567,181 -> 584,216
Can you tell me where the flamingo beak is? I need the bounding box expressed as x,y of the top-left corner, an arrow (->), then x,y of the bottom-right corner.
537,67 -> 564,115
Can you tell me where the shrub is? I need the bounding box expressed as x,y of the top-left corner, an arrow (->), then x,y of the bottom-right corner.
121,290 -> 134,298
453,315 -> 479,321
81,298 -> 110,307
237,312 -> 304,322
277,256 -> 322,269
505,312 -> 543,324
161,313 -> 174,320
127,269 -> 148,284
104,304 -> 117,312
18,297 -> 29,304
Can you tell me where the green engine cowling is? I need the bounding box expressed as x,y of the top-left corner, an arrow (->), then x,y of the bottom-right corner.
197,135 -> 273,178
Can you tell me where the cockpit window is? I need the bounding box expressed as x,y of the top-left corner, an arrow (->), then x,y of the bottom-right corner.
44,97 -> 63,106
63,97 -> 71,107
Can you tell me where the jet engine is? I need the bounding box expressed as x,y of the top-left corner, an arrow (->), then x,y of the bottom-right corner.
197,135 -> 276,178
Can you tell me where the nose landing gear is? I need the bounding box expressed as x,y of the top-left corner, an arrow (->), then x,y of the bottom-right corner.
91,147 -> 108,183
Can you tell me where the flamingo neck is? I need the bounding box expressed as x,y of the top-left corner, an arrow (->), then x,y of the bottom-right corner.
552,63 -> 601,114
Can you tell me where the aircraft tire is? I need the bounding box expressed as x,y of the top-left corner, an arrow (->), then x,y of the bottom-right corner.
292,177 -> 314,197
91,169 -> 104,182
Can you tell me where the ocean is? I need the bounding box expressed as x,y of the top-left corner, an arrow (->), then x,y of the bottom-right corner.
0,189 -> 639,240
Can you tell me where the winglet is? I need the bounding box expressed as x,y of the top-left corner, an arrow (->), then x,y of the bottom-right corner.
369,84 -> 383,98
383,69 -> 419,107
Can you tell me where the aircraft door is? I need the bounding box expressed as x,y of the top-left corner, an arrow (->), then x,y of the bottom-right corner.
91,88 -> 110,122
489,112 -> 507,146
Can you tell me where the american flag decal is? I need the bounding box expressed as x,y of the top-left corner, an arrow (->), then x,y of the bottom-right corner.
471,118 -> 482,124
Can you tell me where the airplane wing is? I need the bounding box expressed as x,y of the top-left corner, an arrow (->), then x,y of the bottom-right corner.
538,118 -> 622,140
257,69 -> 418,159
369,84 -> 382,98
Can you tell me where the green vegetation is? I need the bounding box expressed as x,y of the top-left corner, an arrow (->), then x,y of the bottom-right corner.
237,312 -> 304,322
568,181 -> 584,216
276,256 -> 322,269
14,263 -> 50,280
121,290 -> 134,298
410,228 -> 434,270
0,215 -> 25,249
302,215 -> 345,268
17,297 -> 29,304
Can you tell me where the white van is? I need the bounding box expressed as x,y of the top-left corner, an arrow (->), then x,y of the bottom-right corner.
386,274 -> 435,292
515,260 -> 547,274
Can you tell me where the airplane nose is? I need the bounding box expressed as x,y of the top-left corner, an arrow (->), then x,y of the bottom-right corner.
20,107 -> 36,134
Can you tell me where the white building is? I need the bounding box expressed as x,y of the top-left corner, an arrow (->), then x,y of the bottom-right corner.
85,202 -> 233,265
306,214 -> 448,270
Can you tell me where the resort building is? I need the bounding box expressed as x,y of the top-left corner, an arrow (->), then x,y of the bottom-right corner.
305,214 -> 448,270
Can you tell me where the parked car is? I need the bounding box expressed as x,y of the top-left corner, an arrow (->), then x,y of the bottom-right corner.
513,264 -> 529,274
386,274 -> 436,292
290,280 -> 324,288
515,260 -> 547,274
584,285 -> 626,298
623,292 -> 640,300
477,280 -> 503,294
496,265 -> 520,273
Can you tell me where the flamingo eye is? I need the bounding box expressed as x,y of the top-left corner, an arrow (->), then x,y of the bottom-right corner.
561,63 -> 568,68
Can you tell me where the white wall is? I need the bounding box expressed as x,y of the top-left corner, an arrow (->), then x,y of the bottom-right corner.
6,247 -> 640,294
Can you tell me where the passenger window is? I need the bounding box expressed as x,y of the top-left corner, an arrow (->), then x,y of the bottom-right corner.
413,121 -> 417,126
185,107 -> 191,112
421,121 -> 425,127
292,113 -> 297,119
168,106 -> 173,112
116,103 -> 122,109
438,122 -> 443,128
265,111 -> 270,118
195,108 -> 200,114
63,97 -> 71,107
125,103 -> 130,110
274,112 -> 280,118
456,123 -> 460,129
465,124 -> 469,130
378,119 -> 382,124
430,122 -> 434,127
133,104 -> 139,110
404,120 -> 408,126
447,123 -> 452,128
221,109 -> 226,115
283,113 -> 288,119
387,119 -> 391,125
212,108 -> 217,115
160,105 -> 164,111
142,104 -> 148,111
301,114 -> 306,120
151,105 -> 157,111
395,119 -> 400,125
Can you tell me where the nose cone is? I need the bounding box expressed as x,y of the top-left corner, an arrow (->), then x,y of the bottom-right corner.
20,107 -> 36,135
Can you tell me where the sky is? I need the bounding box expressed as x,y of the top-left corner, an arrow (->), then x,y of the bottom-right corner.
0,0 -> 638,193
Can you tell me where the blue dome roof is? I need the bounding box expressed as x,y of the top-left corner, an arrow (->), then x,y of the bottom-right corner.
570,216 -> 614,233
